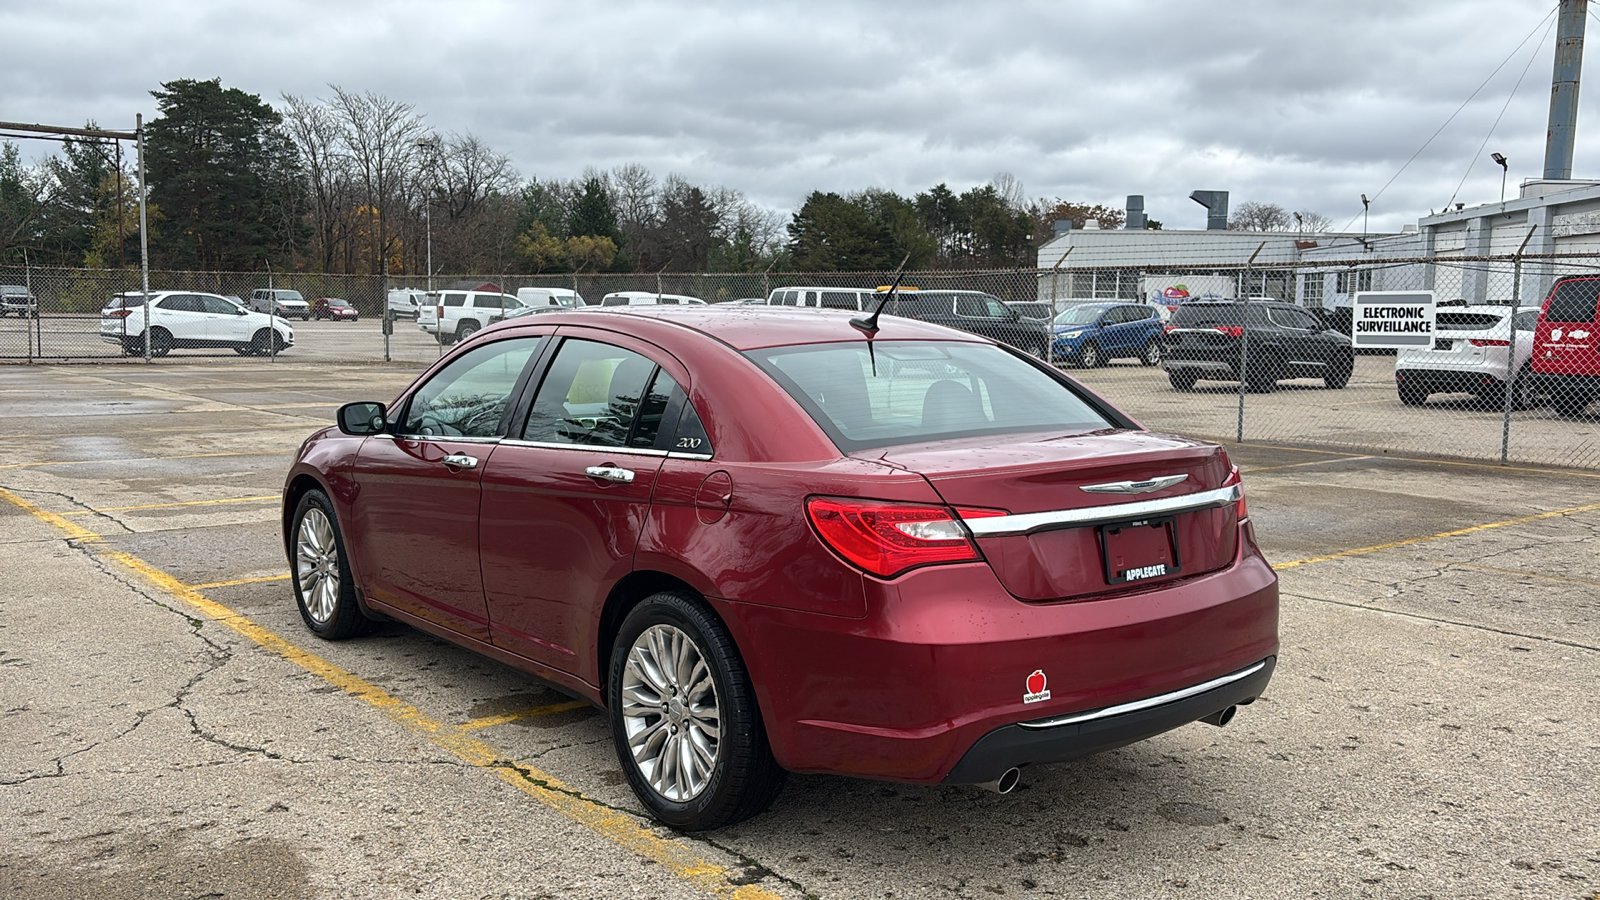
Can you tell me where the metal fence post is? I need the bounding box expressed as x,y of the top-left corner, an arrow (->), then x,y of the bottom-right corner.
137,113 -> 152,364
1500,225 -> 1539,464
1236,267 -> 1249,443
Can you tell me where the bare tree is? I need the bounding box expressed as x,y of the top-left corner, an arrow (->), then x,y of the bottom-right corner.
328,86 -> 427,276
1293,210 -> 1334,233
1228,201 -> 1294,232
280,94 -> 357,272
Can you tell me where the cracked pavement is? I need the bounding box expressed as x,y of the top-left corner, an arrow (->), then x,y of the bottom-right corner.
2,360 -> 1597,899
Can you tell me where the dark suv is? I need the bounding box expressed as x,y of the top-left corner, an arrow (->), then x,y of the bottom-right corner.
884,290 -> 1051,356
1163,299 -> 1354,392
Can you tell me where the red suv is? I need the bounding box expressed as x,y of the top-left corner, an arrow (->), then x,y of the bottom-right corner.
1532,275 -> 1600,416
282,307 -> 1278,829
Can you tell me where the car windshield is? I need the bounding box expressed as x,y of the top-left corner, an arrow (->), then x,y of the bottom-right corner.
327,299 -> 350,307
1054,306 -> 1108,326
746,340 -> 1116,452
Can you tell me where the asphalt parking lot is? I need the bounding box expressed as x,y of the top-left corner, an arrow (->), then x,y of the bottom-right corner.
2,357 -> 1597,899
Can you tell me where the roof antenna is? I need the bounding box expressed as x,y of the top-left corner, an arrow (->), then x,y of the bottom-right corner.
850,252 -> 912,337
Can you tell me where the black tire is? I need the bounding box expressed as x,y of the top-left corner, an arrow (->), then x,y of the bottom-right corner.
1506,366 -> 1538,411
1078,342 -> 1103,369
608,591 -> 785,831
457,320 -> 481,342
233,346 -> 253,356
249,329 -> 274,356
1398,381 -> 1428,406
1553,392 -> 1591,417
147,327 -> 173,358
1168,369 -> 1199,391
289,489 -> 372,640
1140,339 -> 1162,367
1324,355 -> 1353,390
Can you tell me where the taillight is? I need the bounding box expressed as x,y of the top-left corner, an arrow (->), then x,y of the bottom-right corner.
1215,326 -> 1244,338
106,309 -> 132,318
1163,324 -> 1177,334
1469,338 -> 1510,347
806,497 -> 982,578
1224,464 -> 1248,521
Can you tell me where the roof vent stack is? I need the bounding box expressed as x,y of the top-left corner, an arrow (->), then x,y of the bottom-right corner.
1125,195 -> 1147,230
1190,191 -> 1230,230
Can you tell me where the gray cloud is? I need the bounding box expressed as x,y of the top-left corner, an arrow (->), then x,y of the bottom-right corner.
1,0 -> 1581,233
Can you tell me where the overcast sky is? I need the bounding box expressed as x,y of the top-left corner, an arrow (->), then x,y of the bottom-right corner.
2,0 -> 1590,232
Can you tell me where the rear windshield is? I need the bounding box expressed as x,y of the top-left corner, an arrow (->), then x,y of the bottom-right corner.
1435,311 -> 1504,330
1170,304 -> 1247,327
745,341 -> 1117,452
1546,279 -> 1600,323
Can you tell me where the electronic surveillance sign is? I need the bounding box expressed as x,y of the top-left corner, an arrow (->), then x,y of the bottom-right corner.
1351,291 -> 1436,349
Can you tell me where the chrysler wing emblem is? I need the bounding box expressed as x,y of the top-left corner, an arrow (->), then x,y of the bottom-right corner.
1080,474 -> 1188,495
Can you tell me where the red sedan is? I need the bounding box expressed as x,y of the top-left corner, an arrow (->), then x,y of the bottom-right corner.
281,306 -> 1277,830
312,297 -> 359,321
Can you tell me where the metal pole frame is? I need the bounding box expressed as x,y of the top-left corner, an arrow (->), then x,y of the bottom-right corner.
1046,247 -> 1074,367
1500,225 -> 1539,464
137,114 -> 151,363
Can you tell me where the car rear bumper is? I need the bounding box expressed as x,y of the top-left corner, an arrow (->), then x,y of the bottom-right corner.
1395,367 -> 1509,393
719,524 -> 1279,784
1164,358 -> 1237,377
942,656 -> 1275,783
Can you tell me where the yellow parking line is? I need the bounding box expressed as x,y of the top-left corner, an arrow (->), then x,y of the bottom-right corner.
0,487 -> 780,900
0,451 -> 273,470
458,699 -> 592,731
1237,442 -> 1600,479
58,495 -> 280,516
1273,501 -> 1600,571
191,574 -> 292,589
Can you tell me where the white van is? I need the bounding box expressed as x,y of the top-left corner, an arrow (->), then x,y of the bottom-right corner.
598,291 -> 706,306
765,286 -> 874,311
516,287 -> 585,309
387,288 -> 427,319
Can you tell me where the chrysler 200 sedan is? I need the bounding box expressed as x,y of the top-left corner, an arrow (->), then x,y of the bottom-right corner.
282,306 -> 1278,830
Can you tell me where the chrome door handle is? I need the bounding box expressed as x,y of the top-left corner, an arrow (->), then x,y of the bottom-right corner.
585,465 -> 635,484
442,453 -> 479,470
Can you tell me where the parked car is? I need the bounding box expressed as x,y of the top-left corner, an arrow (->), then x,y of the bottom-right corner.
497,305 -> 571,322
1394,305 -> 1541,408
312,298 -> 360,321
1,285 -> 38,318
1050,301 -> 1164,368
1163,299 -> 1353,391
1531,275 -> 1600,417
515,287 -> 585,309
387,288 -> 427,320
101,291 -> 294,356
881,290 -> 1052,357
764,286 -> 874,310
282,306 -> 1277,830
598,291 -> 707,306
417,289 -> 522,344
1004,300 -> 1056,323
250,288 -> 312,320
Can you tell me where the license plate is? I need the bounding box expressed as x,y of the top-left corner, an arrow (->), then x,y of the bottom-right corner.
1100,516 -> 1180,585
1434,339 -> 1453,351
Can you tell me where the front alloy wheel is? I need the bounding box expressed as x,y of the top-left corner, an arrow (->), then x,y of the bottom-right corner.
290,490 -> 371,639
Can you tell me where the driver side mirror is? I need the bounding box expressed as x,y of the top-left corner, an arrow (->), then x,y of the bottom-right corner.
337,401 -> 388,436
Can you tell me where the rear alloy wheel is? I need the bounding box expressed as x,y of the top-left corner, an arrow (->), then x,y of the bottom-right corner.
1078,342 -> 1103,369
1398,381 -> 1428,406
290,489 -> 372,640
1168,369 -> 1199,391
609,591 -> 785,831
1141,339 -> 1162,367
147,327 -> 173,358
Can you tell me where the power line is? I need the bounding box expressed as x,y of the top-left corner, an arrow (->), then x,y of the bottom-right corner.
1445,13 -> 1558,210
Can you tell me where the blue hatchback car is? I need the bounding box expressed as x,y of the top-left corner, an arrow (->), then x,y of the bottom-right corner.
1051,302 -> 1165,368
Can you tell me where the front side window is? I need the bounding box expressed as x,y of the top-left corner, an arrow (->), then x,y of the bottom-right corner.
523,339 -> 660,448
401,338 -> 541,438
201,295 -> 242,315
748,341 -> 1114,452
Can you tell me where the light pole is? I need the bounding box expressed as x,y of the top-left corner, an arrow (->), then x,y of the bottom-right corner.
1360,193 -> 1370,242
416,136 -> 441,291
1492,152 -> 1509,203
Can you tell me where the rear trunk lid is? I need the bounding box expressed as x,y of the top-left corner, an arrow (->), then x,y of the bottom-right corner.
866,430 -> 1239,601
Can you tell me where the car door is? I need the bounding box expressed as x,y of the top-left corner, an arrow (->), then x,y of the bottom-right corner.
199,294 -> 251,344
156,294 -> 208,342
347,335 -> 545,642
1269,305 -> 1328,375
478,333 -> 681,674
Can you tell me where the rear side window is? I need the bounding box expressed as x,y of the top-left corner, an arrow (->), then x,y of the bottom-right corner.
523,339 -> 659,447
441,293 -> 467,307
1546,280 -> 1600,323
820,291 -> 859,310
747,341 -> 1115,452
601,295 -> 630,306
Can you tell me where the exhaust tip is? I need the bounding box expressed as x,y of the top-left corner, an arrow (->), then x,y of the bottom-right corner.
1200,705 -> 1237,727
979,767 -> 1022,794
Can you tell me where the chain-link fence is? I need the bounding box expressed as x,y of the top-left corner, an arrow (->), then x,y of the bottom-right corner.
4,252 -> 1598,469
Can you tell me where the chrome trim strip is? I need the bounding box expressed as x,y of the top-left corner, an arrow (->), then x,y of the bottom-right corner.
1081,474 -> 1188,495
1017,661 -> 1268,730
666,451 -> 715,461
390,434 -> 502,445
963,484 -> 1240,537
498,439 -> 670,458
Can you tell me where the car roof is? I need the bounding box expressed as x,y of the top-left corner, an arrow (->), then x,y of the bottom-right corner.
485,305 -> 991,351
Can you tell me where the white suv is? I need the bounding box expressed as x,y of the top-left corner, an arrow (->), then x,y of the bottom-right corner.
416,290 -> 521,344
1394,305 -> 1542,408
101,292 -> 295,357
